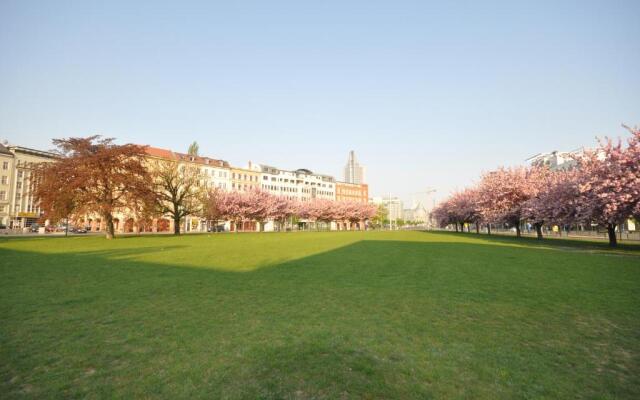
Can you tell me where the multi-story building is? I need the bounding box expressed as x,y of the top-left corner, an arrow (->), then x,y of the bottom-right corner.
526,148 -> 585,171
335,181 -> 369,203
371,196 -> 404,222
344,150 -> 366,184
145,146 -> 231,190
0,142 -> 57,229
1,140 -> 373,233
251,163 -> 336,201
230,166 -> 259,192
142,146 -> 231,232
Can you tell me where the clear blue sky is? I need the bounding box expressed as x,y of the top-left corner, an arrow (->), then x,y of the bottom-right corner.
1,0 -> 638,203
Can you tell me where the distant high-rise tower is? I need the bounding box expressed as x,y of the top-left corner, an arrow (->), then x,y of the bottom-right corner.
343,150 -> 366,184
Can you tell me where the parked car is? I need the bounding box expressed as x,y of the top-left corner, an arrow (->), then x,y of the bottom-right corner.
72,227 -> 88,234
207,225 -> 226,232
29,224 -> 40,233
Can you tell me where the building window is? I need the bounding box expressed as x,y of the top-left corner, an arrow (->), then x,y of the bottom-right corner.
0,191 -> 4,200
16,182 -> 22,190
2,162 -> 7,170
0,205 -> 4,212
1,176 -> 6,185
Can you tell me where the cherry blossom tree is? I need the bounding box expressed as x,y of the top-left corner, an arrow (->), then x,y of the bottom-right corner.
523,168 -> 578,239
433,125 -> 639,246
315,199 -> 338,229
623,125 -> 640,221
217,191 -> 243,232
477,166 -> 541,237
432,199 -> 458,231
572,125 -> 640,246
203,187 -> 226,230
242,188 -> 276,231
270,196 -> 298,231
450,189 -> 483,233
359,203 -> 378,229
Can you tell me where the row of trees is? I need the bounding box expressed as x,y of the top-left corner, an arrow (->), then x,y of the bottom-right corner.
433,125 -> 639,247
33,136 -> 378,239
205,190 -> 378,232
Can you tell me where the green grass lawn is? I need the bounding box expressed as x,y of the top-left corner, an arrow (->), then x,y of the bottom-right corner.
1,231 -> 639,399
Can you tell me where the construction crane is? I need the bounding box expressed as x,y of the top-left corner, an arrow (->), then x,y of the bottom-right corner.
409,188 -> 437,227
410,188 -> 436,208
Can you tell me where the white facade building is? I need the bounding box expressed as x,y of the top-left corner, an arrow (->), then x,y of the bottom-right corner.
526,148 -> 586,171
251,163 -> 336,201
203,161 -> 231,190
371,196 -> 404,222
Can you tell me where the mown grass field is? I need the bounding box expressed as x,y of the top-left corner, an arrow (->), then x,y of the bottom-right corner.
1,231 -> 639,399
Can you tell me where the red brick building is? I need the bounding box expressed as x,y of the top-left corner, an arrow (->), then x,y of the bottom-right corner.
335,182 -> 368,203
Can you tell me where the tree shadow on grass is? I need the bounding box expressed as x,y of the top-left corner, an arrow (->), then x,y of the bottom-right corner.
419,230 -> 640,255
1,239 -> 639,399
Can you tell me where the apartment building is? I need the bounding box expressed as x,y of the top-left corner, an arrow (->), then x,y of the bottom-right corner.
1,140 -> 372,233
230,167 -> 259,192
145,146 -> 231,189
0,142 -> 57,228
142,146 -> 231,232
251,163 -> 336,201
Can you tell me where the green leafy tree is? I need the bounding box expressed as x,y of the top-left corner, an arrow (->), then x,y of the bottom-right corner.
371,204 -> 388,229
152,159 -> 206,235
187,141 -> 199,157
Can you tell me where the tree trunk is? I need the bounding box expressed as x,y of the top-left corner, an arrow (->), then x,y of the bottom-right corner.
487,224 -> 491,235
105,213 -> 115,239
476,222 -> 480,234
534,223 -> 543,240
173,216 -> 181,235
607,224 -> 617,247
619,223 -> 624,241
454,223 -> 459,232
515,223 -> 521,238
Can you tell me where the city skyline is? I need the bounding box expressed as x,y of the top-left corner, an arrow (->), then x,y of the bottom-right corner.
1,0 -> 639,204
0,119 -> 634,206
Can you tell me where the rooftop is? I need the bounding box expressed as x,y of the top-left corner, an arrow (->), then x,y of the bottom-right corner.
144,146 -> 229,168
